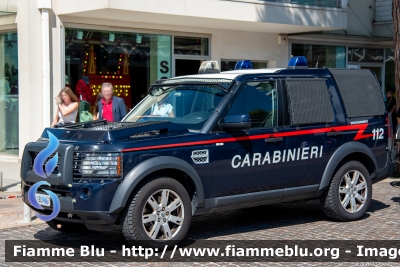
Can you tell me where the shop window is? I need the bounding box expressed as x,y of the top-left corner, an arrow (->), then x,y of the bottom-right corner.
174,36 -> 209,56
221,60 -> 268,71
291,44 -> 346,68
348,48 -> 384,62
65,28 -> 172,109
0,32 -> 19,155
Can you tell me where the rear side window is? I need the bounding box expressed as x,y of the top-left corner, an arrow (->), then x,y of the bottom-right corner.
285,78 -> 334,126
329,69 -> 385,118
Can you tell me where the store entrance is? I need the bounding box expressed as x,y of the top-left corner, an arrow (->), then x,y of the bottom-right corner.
175,59 -> 202,77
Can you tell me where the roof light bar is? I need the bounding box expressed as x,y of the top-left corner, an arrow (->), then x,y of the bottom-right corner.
234,60 -> 253,70
287,56 -> 308,69
198,61 -> 220,74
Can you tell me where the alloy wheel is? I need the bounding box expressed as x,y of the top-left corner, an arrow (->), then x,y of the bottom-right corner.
338,170 -> 368,213
141,189 -> 184,240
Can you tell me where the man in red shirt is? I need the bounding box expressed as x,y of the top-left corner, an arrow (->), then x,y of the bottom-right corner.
97,83 -> 127,122
75,76 -> 92,122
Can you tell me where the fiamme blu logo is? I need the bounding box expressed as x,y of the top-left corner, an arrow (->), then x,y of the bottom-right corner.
27,131 -> 61,221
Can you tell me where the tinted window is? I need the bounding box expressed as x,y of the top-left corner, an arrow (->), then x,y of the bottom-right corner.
226,81 -> 278,128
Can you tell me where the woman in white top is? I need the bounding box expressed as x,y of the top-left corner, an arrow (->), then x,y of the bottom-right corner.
51,87 -> 79,126
151,96 -> 174,117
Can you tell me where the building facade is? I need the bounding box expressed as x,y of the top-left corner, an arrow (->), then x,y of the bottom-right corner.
0,0 -> 393,159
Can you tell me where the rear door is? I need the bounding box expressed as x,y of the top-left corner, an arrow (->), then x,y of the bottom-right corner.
210,79 -> 287,207
283,78 -> 343,195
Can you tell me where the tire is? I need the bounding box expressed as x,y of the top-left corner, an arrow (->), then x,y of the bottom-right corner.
320,160 -> 372,221
46,220 -> 87,233
122,177 -> 192,247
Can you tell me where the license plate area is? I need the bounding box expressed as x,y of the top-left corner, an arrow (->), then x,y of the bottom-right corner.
35,193 -> 51,207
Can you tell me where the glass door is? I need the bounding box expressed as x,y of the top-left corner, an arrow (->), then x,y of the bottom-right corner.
173,36 -> 210,77
0,32 -> 19,155
175,59 -> 202,76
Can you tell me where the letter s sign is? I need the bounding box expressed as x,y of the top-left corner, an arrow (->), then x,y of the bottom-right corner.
160,61 -> 169,74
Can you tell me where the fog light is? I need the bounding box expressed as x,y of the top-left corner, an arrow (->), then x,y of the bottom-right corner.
80,187 -> 92,200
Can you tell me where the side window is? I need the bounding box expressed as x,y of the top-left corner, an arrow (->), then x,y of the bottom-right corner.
226,81 -> 278,128
285,78 -> 334,126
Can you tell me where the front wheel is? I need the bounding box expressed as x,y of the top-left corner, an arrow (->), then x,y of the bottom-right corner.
122,177 -> 192,247
320,161 -> 372,221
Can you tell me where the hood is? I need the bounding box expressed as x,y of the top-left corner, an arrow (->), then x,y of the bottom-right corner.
40,120 -> 189,143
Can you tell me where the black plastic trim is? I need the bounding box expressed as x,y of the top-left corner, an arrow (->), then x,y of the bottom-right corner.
212,188 -> 284,208
319,141 -> 378,191
108,156 -> 205,214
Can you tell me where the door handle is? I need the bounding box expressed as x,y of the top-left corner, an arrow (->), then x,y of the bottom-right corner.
327,131 -> 343,138
265,137 -> 283,144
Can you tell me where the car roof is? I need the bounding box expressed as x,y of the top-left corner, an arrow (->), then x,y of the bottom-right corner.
169,68 -> 285,80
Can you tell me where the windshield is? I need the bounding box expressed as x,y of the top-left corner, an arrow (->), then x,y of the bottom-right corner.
123,85 -> 227,131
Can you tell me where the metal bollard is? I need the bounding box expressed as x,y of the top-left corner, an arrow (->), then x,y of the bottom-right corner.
24,203 -> 32,223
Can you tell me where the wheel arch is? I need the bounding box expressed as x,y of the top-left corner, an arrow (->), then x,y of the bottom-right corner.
319,141 -> 378,191
108,156 -> 205,214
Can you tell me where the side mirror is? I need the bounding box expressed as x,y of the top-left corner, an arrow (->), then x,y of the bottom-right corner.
219,113 -> 251,131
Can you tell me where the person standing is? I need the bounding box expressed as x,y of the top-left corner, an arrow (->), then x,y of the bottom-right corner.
51,87 -> 79,126
92,93 -> 102,120
97,83 -> 127,122
386,90 -> 397,131
75,75 -> 92,122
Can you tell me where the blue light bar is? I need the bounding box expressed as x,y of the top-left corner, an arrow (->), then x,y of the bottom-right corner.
234,60 -> 253,70
288,56 -> 308,68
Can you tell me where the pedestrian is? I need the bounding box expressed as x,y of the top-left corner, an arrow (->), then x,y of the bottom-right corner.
51,87 -> 79,126
92,93 -> 102,120
97,83 -> 127,122
75,75 -> 92,122
386,90 -> 397,131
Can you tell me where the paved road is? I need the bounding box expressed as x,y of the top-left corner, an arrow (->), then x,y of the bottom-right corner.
0,180 -> 399,267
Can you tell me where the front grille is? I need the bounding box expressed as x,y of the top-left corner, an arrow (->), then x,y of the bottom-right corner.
73,152 -> 123,179
30,151 -> 62,174
24,181 -> 70,197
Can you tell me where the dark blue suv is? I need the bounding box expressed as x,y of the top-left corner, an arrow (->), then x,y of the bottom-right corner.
21,59 -> 395,246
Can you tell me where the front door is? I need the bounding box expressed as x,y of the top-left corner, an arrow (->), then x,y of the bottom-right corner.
211,80 -> 287,207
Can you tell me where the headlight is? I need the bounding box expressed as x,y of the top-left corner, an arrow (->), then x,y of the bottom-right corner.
74,152 -> 122,178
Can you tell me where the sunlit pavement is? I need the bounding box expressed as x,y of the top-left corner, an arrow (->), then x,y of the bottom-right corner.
0,179 -> 399,267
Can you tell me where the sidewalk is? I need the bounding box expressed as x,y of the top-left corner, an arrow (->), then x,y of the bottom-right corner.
0,155 -> 43,229
0,154 -> 21,193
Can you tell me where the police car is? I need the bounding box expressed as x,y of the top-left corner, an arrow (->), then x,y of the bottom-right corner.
21,57 -> 396,246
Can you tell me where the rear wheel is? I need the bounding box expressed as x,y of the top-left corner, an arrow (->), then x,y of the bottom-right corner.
320,161 -> 372,221
122,177 -> 192,247
46,220 -> 87,233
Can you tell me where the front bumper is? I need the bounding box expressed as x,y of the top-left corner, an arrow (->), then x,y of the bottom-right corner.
21,142 -> 120,229
22,181 -> 118,227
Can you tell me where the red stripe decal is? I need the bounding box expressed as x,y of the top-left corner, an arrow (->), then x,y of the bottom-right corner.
121,123 -> 371,152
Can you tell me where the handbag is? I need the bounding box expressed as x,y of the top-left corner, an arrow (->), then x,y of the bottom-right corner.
80,110 -> 93,122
